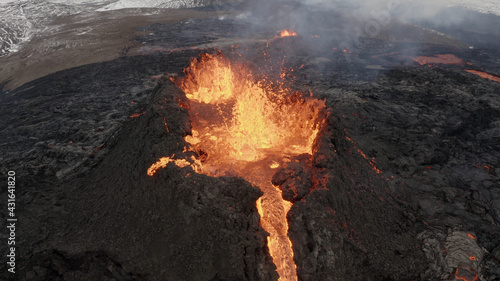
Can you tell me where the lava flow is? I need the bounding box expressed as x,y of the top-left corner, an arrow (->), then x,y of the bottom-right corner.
149,53 -> 325,281
413,54 -> 464,66
465,69 -> 500,82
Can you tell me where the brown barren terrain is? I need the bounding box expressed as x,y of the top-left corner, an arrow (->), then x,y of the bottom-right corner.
0,8 -> 219,91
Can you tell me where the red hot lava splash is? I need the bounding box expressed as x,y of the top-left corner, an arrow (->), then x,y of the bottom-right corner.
149,53 -> 325,281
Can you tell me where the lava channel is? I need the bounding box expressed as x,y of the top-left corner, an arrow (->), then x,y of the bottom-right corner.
465,69 -> 500,82
149,53 -> 325,281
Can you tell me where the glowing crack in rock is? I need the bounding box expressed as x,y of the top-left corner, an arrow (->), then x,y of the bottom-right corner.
149,53 -> 325,281
454,266 -> 479,281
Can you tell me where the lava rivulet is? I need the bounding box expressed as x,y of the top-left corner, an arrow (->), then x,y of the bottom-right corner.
465,69 -> 500,82
149,53 -> 325,281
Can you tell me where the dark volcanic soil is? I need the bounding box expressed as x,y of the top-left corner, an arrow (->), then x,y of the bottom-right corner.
1,5 -> 500,281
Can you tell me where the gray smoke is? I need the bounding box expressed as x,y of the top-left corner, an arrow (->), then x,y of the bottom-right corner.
228,0 -> 500,64
240,0 -> 479,42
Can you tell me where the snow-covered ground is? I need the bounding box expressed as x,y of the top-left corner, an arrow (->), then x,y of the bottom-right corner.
0,0 -> 209,57
95,0 -> 206,11
0,0 -> 100,57
0,0 -> 106,3
1,0 -> 500,57
453,0 -> 500,15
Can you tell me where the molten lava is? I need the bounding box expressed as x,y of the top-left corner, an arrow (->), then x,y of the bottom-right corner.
129,112 -> 145,118
414,54 -> 500,82
454,266 -> 479,281
149,53 -> 325,281
177,54 -> 324,163
147,155 -> 201,176
277,29 -> 298,38
413,54 -> 463,66
465,69 -> 500,82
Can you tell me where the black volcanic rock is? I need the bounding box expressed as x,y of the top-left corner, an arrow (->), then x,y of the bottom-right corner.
272,158 -> 313,203
59,79 -> 277,281
288,114 -> 427,281
314,65 -> 500,280
5,79 -> 278,281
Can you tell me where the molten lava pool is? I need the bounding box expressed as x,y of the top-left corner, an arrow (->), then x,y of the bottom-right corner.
149,53 -> 325,281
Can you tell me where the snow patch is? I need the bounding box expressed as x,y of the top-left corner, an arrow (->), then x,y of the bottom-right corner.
0,0 -> 99,57
96,0 -> 205,11
452,0 -> 500,15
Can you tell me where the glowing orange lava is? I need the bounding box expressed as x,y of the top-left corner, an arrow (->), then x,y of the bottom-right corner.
149,53 -> 325,281
147,155 -> 201,176
177,54 -> 324,163
129,112 -> 145,118
465,69 -> 500,82
413,54 -> 463,66
277,29 -> 298,38
454,266 -> 479,281
346,136 -> 383,175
